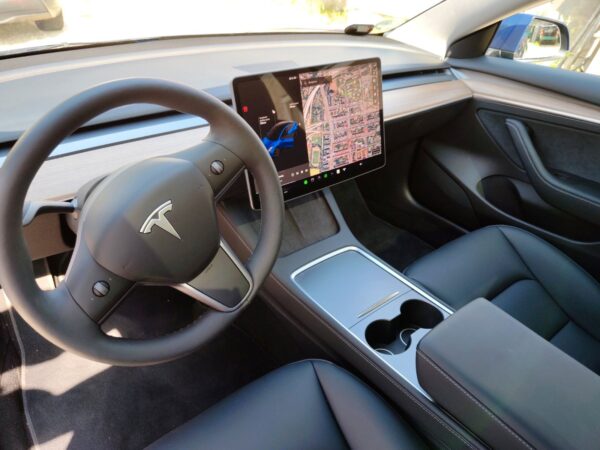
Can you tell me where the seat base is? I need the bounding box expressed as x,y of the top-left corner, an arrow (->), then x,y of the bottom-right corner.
148,360 -> 427,450
406,225 -> 600,374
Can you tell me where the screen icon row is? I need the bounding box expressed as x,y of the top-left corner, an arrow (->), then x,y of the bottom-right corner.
290,169 -> 309,178
300,167 -> 348,185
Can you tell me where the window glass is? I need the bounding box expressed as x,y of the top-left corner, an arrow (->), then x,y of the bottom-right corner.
488,0 -> 600,76
0,0 -> 443,57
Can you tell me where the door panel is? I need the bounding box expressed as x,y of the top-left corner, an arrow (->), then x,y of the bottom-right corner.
479,175 -> 600,242
478,108 -> 600,174
506,118 -> 600,226
408,68 -> 600,280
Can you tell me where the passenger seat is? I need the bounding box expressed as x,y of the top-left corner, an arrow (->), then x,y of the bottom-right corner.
405,225 -> 600,375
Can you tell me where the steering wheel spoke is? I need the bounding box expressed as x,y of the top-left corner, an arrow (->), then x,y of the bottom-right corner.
174,240 -> 253,312
175,141 -> 245,199
63,241 -> 135,322
23,199 -> 76,226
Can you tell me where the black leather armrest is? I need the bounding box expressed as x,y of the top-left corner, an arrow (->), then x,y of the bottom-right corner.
417,298 -> 600,449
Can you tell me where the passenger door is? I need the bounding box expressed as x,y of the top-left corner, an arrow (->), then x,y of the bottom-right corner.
409,4 -> 600,278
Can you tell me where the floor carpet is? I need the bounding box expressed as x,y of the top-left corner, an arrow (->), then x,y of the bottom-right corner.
332,181 -> 434,271
4,285 -> 299,450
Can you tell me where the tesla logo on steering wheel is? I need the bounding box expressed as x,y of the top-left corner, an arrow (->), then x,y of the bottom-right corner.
140,200 -> 181,240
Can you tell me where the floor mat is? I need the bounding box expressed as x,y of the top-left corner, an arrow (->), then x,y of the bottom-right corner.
0,305 -> 31,450
5,286 -> 284,450
332,181 -> 434,271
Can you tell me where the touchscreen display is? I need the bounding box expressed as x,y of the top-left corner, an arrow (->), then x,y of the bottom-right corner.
232,58 -> 384,208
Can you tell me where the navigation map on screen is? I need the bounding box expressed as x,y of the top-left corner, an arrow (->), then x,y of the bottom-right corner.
232,58 -> 384,206
299,62 -> 382,176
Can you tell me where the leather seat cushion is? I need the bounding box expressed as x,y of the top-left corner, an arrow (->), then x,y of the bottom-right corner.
148,360 -> 427,450
405,225 -> 600,374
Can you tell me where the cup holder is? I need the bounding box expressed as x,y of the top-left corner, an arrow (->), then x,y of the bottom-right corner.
365,300 -> 443,355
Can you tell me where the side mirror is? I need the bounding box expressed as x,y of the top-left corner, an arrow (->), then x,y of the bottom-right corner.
488,13 -> 569,62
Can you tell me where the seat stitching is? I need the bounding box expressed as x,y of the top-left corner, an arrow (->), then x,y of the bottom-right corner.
497,225 -> 600,292
548,320 -> 571,342
418,352 -> 533,450
497,227 -> 574,327
406,228 -> 529,307
487,277 -> 533,303
489,278 -> 569,338
489,278 -> 529,300
499,225 -> 600,340
495,228 -> 534,280
312,360 -> 434,449
310,361 -> 351,449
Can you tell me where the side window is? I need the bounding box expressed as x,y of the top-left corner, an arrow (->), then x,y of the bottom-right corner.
487,0 -> 600,76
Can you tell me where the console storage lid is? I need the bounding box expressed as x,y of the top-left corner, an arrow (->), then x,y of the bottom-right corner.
416,298 -> 600,450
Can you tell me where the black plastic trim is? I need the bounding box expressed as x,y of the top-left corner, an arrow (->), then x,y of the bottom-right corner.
447,24 -> 500,59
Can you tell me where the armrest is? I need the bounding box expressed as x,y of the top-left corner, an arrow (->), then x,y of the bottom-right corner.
417,298 -> 600,449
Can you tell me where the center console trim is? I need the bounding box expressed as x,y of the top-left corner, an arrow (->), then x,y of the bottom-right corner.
290,245 -> 452,398
291,246 -> 452,315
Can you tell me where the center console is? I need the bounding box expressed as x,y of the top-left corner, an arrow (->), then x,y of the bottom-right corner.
229,56 -> 451,398
418,298 -> 600,449
292,246 -> 450,397
218,186 -> 478,449
222,58 -> 480,448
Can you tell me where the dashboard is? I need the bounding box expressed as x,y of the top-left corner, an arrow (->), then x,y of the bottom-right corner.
0,34 -> 444,143
0,33 -> 476,203
4,32 -> 594,261
0,33 -> 479,204
2,32 -> 594,201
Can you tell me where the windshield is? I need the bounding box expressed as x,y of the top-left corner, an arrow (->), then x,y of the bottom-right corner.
0,0 -> 443,57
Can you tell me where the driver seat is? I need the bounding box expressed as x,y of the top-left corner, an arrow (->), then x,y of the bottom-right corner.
148,360 -> 427,450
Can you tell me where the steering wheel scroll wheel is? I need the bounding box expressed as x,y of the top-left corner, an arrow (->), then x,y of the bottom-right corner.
0,79 -> 284,366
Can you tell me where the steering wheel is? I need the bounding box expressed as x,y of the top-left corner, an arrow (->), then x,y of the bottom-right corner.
0,79 -> 284,366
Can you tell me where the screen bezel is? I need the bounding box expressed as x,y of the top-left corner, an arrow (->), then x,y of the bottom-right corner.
231,57 -> 385,209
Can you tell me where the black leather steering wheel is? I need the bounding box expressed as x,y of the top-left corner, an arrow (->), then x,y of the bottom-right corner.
0,79 -> 284,366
